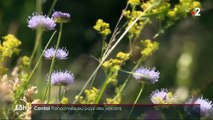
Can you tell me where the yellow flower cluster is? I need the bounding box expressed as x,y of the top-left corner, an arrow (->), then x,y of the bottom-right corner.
167,0 -> 201,19
102,52 -> 130,85
116,52 -> 130,61
61,97 -> 69,104
123,10 -> 146,36
102,59 -> 122,69
93,19 -> 111,36
141,39 -> 159,57
128,0 -> 140,7
102,52 -> 130,69
21,56 -> 30,66
106,97 -> 121,104
0,34 -> 21,58
75,87 -> 99,104
152,92 -> 176,104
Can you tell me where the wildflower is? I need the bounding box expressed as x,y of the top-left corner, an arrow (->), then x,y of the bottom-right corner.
102,59 -> 122,69
84,87 -> 99,104
61,97 -> 69,104
150,89 -> 176,104
22,56 -> 30,66
141,39 -> 159,57
116,52 -> 130,61
187,97 -> 213,117
93,19 -> 111,36
75,87 -> 99,104
133,67 -> 160,84
27,13 -> 56,30
50,70 -> 74,86
52,11 -> 70,23
128,0 -> 140,7
44,47 -> 69,60
192,1 -> 201,9
106,97 -> 121,104
0,34 -> 21,58
167,10 -> 176,18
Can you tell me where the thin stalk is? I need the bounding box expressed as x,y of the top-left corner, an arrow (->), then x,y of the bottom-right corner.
45,23 -> 63,103
114,57 -> 145,100
72,1 -> 160,104
14,31 -> 56,108
35,0 -> 43,82
129,83 -> 145,118
95,78 -> 109,104
48,0 -> 57,16
72,13 -> 143,104
28,31 -> 57,83
59,86 -> 62,102
29,30 -> 43,66
36,0 -> 42,13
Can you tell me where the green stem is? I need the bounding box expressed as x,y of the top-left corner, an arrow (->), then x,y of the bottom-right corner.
59,86 -> 62,103
13,31 -> 56,107
115,57 -> 144,99
73,9 -> 144,104
95,78 -> 109,104
46,23 -> 63,103
29,30 -> 43,67
129,83 -> 145,118
48,0 -> 58,16
72,1 -> 160,104
28,31 -> 57,83
36,0 -> 42,13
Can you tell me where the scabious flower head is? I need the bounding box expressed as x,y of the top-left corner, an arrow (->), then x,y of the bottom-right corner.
187,97 -> 213,117
52,11 -> 70,23
133,67 -> 160,84
150,89 -> 176,104
50,70 -> 74,86
27,13 -> 56,30
44,47 -> 69,60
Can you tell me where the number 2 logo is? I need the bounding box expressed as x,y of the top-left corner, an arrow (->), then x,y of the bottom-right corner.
192,7 -> 201,16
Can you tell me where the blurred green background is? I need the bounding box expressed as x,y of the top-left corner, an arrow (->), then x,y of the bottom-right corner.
0,0 -> 212,103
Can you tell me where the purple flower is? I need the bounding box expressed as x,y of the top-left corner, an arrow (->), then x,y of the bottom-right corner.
187,97 -> 213,117
133,67 -> 160,84
44,47 -> 69,60
27,13 -> 56,30
52,11 -> 70,23
50,70 -> 74,86
150,89 -> 176,104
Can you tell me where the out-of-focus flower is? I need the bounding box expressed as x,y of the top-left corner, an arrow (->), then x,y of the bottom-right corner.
128,0 -> 140,7
75,87 -> 99,104
116,52 -> 130,61
22,56 -> 30,66
52,11 -> 70,23
187,97 -> 213,117
0,34 -> 21,58
27,13 -> 56,30
50,70 -> 74,86
133,67 -> 160,84
44,47 -> 69,60
61,97 -> 69,104
141,39 -> 159,57
150,89 -> 176,104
